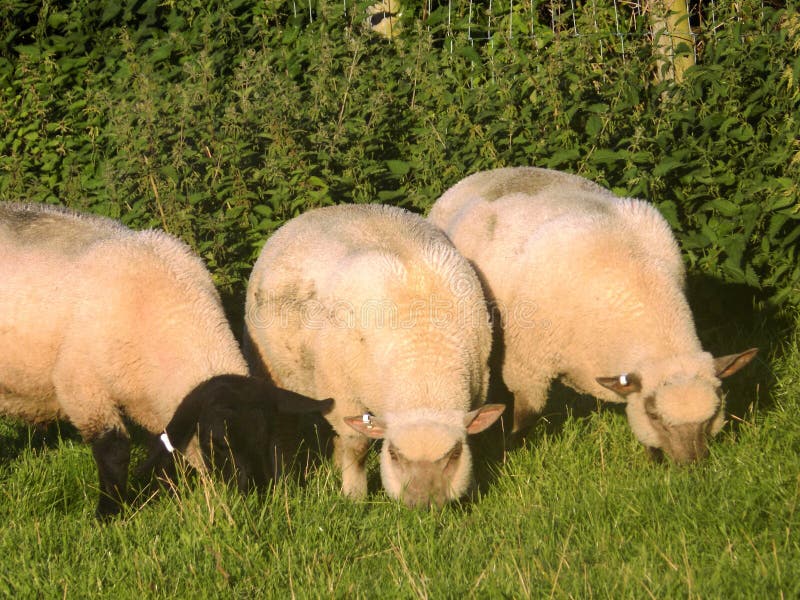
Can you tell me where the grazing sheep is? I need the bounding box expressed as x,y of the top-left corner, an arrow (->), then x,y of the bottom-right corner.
428,167 -> 757,464
139,374 -> 333,493
0,202 -> 251,516
244,204 -> 504,507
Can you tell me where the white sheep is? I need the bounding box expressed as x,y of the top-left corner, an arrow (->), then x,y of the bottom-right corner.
244,204 -> 504,507
0,202 -> 252,516
428,167 -> 757,463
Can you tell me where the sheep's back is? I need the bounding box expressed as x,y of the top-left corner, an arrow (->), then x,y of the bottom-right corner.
245,204 -> 491,420
0,202 -> 131,255
429,168 -> 699,379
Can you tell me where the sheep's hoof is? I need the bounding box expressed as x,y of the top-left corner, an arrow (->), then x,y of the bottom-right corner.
646,446 -> 666,463
95,495 -> 124,521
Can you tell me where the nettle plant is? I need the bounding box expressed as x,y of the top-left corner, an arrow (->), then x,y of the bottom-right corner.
1,0 -> 798,310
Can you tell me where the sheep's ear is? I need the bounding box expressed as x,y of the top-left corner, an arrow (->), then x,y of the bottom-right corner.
714,348 -> 758,379
271,387 -> 334,415
343,415 -> 386,439
464,404 -> 505,435
596,373 -> 642,397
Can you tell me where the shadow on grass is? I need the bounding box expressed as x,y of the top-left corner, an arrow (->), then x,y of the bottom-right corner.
128,411 -> 338,513
0,419 -> 81,465
470,375 -> 616,499
686,274 -> 792,422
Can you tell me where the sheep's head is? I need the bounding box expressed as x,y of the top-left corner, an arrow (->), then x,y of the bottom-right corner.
596,348 -> 758,464
343,404 -> 504,508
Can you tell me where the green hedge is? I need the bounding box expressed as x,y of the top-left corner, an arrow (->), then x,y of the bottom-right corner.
1,0 -> 799,310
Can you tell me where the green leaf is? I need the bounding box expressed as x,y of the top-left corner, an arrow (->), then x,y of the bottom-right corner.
545,148 -> 580,168
586,103 -> 610,113
159,165 -> 179,183
591,148 -> 623,164
253,205 -> 273,218
743,263 -> 760,288
585,115 -> 603,137
150,43 -> 173,64
386,160 -> 411,177
377,189 -> 406,201
102,4 -> 123,23
457,45 -> 482,65
770,193 -> 796,211
307,176 -> 328,189
47,12 -> 69,29
14,45 -> 41,58
708,199 -> 740,217
653,154 -> 688,177
657,201 -> 681,231
727,125 -> 754,142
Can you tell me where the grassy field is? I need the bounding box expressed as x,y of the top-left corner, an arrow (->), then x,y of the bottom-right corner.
0,306 -> 797,598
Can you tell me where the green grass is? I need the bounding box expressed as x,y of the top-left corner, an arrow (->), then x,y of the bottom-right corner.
1,321 -> 798,598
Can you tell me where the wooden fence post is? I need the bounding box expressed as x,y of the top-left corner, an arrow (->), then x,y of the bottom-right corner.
651,0 -> 695,82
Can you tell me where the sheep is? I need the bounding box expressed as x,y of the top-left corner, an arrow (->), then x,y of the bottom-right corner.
0,202 -> 255,517
428,167 -> 758,464
244,204 -> 504,507
139,374 -> 333,494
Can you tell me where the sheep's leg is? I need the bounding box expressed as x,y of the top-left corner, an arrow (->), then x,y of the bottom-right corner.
508,379 -> 551,433
333,434 -> 370,499
91,428 -> 131,518
502,347 -> 555,433
53,369 -> 132,518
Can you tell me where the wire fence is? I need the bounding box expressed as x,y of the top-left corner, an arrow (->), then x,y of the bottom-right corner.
290,1 -> 791,61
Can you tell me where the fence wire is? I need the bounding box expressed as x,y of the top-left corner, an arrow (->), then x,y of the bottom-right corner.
295,1 -> 790,57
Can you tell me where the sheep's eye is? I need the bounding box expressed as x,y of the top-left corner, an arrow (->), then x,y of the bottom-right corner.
646,409 -> 661,422
449,442 -> 462,461
388,445 -> 399,461
644,396 -> 661,421
443,442 -> 463,470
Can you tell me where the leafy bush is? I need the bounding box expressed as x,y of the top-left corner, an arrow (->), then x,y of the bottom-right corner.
1,0 -> 798,313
